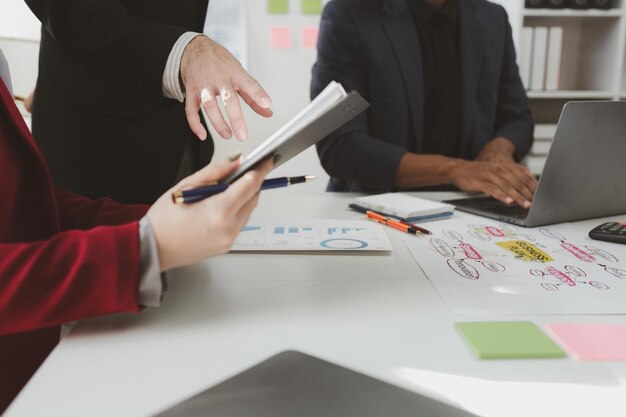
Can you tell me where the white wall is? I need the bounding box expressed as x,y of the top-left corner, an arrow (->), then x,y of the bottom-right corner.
0,0 -> 41,41
0,0 -> 40,98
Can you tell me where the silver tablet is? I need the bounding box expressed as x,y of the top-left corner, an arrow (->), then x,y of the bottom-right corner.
223,82 -> 369,184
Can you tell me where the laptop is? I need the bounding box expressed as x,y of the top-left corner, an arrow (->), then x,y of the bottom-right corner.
153,351 -> 477,417
445,101 -> 626,227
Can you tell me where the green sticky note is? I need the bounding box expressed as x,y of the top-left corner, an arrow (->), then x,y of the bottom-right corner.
301,0 -> 323,14
268,0 -> 289,14
456,322 -> 566,360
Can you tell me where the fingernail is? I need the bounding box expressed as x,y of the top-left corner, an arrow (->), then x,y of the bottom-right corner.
505,197 -> 513,204
261,97 -> 271,108
228,151 -> 243,162
524,201 -> 531,209
236,129 -> 247,141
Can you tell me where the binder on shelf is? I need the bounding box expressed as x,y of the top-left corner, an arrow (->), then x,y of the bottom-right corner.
534,124 -> 558,140
525,0 -> 546,7
531,140 -> 553,156
546,0 -> 568,7
569,0 -> 592,8
525,156 -> 547,175
531,27 -> 548,92
520,27 -> 534,91
545,27 -> 563,91
591,0 -> 613,9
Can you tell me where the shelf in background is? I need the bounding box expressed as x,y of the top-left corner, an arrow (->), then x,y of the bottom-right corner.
523,9 -> 623,18
527,90 -> 617,99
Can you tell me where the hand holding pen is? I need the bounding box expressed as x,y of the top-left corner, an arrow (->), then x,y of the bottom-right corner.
147,157 -> 274,272
173,175 -> 316,204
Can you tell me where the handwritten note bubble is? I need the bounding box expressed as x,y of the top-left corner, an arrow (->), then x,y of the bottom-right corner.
482,261 -> 506,273
447,259 -> 480,280
459,243 -> 483,260
430,238 -> 455,258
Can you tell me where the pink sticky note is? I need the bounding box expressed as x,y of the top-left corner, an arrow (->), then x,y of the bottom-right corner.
545,323 -> 626,361
302,27 -> 319,48
270,27 -> 293,49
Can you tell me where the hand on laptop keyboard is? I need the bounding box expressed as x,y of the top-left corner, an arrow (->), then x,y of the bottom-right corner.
449,160 -> 537,208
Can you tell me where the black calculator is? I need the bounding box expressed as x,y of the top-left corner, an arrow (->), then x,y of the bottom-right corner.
589,222 -> 626,245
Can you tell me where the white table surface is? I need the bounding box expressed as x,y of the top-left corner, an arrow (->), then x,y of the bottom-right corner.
6,191 -> 626,417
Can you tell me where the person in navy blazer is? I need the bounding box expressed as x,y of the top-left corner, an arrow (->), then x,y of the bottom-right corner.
312,0 -> 537,208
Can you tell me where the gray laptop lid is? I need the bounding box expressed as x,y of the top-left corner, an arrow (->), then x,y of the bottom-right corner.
526,101 -> 626,226
153,351 -> 476,417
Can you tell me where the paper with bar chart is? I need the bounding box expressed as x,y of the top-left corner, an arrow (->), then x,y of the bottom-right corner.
231,219 -> 392,252
404,213 -> 626,315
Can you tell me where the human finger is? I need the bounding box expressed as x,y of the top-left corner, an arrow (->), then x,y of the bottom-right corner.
516,165 -> 539,196
235,72 -> 272,113
216,191 -> 262,255
24,90 -> 35,113
506,187 -> 529,208
232,191 -> 262,231
176,158 -> 240,190
500,167 -> 535,205
221,87 -> 248,141
482,183 -> 514,206
185,93 -> 208,141
214,158 -> 274,212
202,88 -> 233,140
239,89 -> 273,118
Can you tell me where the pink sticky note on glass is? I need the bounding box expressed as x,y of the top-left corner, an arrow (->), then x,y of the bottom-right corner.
545,323 -> 626,361
302,27 -> 319,48
270,27 -> 293,49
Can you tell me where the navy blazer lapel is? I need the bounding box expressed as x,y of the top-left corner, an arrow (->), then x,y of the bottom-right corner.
381,0 -> 424,151
459,0 -> 486,155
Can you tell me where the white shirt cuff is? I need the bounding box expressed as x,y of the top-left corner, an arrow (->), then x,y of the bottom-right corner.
138,216 -> 166,308
162,32 -> 204,102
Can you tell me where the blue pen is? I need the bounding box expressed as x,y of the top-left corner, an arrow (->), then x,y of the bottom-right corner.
172,176 -> 316,204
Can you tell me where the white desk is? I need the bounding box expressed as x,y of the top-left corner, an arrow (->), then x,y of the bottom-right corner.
6,192 -> 626,417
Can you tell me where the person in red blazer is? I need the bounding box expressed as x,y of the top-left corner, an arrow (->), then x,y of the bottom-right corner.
0,77 -> 272,412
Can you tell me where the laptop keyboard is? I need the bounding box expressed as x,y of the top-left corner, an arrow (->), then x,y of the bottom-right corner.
447,197 -> 530,220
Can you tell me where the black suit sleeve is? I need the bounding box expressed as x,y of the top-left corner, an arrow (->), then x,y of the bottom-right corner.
312,1 -> 407,191
25,0 -> 187,99
493,6 -> 534,161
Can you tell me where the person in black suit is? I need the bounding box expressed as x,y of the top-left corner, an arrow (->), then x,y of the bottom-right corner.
312,0 -> 537,208
25,0 -> 273,204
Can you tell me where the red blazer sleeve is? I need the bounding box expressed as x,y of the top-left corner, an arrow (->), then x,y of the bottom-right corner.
0,222 -> 142,336
55,188 -> 149,230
